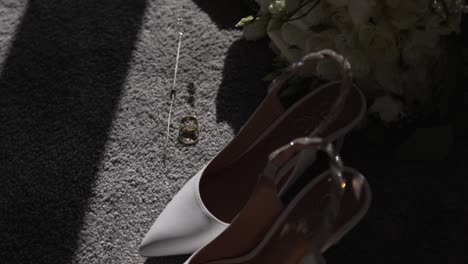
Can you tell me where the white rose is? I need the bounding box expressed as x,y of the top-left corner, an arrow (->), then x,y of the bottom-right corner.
303,29 -> 338,53
334,33 -> 355,53
333,34 -> 370,78
344,49 -> 371,78
385,0 -> 429,30
268,27 -> 302,63
327,0 -> 348,7
258,0 -> 280,13
370,95 -> 404,123
331,7 -> 354,32
373,65 -> 403,94
402,45 -> 427,67
409,29 -> 440,48
268,0 -> 286,16
316,59 -> 341,80
422,14 -> 460,35
281,22 -> 307,47
385,0 -> 399,8
355,76 -> 382,96
440,0 -> 465,34
285,0 -> 302,14
358,23 -> 399,64
348,0 -> 381,25
290,0 -> 331,31
300,30 -> 338,77
401,29 -> 441,66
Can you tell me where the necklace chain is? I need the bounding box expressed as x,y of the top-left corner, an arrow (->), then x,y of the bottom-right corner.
162,18 -> 184,162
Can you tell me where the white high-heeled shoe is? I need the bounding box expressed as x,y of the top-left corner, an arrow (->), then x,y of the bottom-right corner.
184,137 -> 371,264
139,50 -> 366,257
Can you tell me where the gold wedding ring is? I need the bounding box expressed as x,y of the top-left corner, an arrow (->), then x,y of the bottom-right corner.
178,115 -> 199,145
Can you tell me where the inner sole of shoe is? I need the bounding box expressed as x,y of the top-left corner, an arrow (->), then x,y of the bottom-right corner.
200,83 -> 363,223
192,171 -> 369,264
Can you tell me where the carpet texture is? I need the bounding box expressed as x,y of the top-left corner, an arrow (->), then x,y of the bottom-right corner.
1,1 -> 468,264
0,1 -> 272,263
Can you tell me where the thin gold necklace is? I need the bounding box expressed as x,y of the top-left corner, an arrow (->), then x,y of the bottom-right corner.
162,18 -> 183,163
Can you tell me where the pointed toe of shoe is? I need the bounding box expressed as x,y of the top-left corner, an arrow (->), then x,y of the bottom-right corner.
139,170 -> 228,257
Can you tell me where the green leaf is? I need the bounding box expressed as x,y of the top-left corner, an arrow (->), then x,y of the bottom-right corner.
235,16 -> 255,28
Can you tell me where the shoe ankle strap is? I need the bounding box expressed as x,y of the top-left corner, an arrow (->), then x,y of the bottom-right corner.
263,137 -> 349,249
267,49 -> 352,98
263,137 -> 346,196
267,50 -> 353,138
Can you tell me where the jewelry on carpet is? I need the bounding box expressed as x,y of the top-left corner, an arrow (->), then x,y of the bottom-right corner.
178,115 -> 199,145
162,18 -> 184,160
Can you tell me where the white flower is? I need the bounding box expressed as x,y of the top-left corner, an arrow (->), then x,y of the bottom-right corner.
348,0 -> 381,25
385,0 -> 399,8
281,22 -> 307,47
331,7 -> 354,32
268,25 -> 302,63
408,29 -> 440,48
290,0 -> 331,31
257,0 -> 277,13
285,0 -> 303,14
355,76 -> 381,96
373,65 -> 403,94
422,13 -> 461,35
385,0 -> 430,30
423,15 -> 450,34
316,59 -> 341,80
268,0 -> 286,16
334,33 -> 355,53
267,18 -> 303,62
401,29 -> 441,66
327,0 -> 348,7
299,30 -> 338,77
303,29 -> 338,53
431,0 -> 466,34
402,45 -> 427,67
344,49 -> 371,78
370,96 -> 404,123
357,23 -> 399,64
333,34 -> 370,78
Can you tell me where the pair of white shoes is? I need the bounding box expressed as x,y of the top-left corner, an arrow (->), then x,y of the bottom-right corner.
138,50 -> 370,262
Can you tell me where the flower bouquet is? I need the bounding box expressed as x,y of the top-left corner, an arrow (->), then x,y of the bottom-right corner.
237,0 -> 467,125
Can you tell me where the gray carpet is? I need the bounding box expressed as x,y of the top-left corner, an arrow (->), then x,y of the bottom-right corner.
0,1 -> 272,263
2,1 -> 468,264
